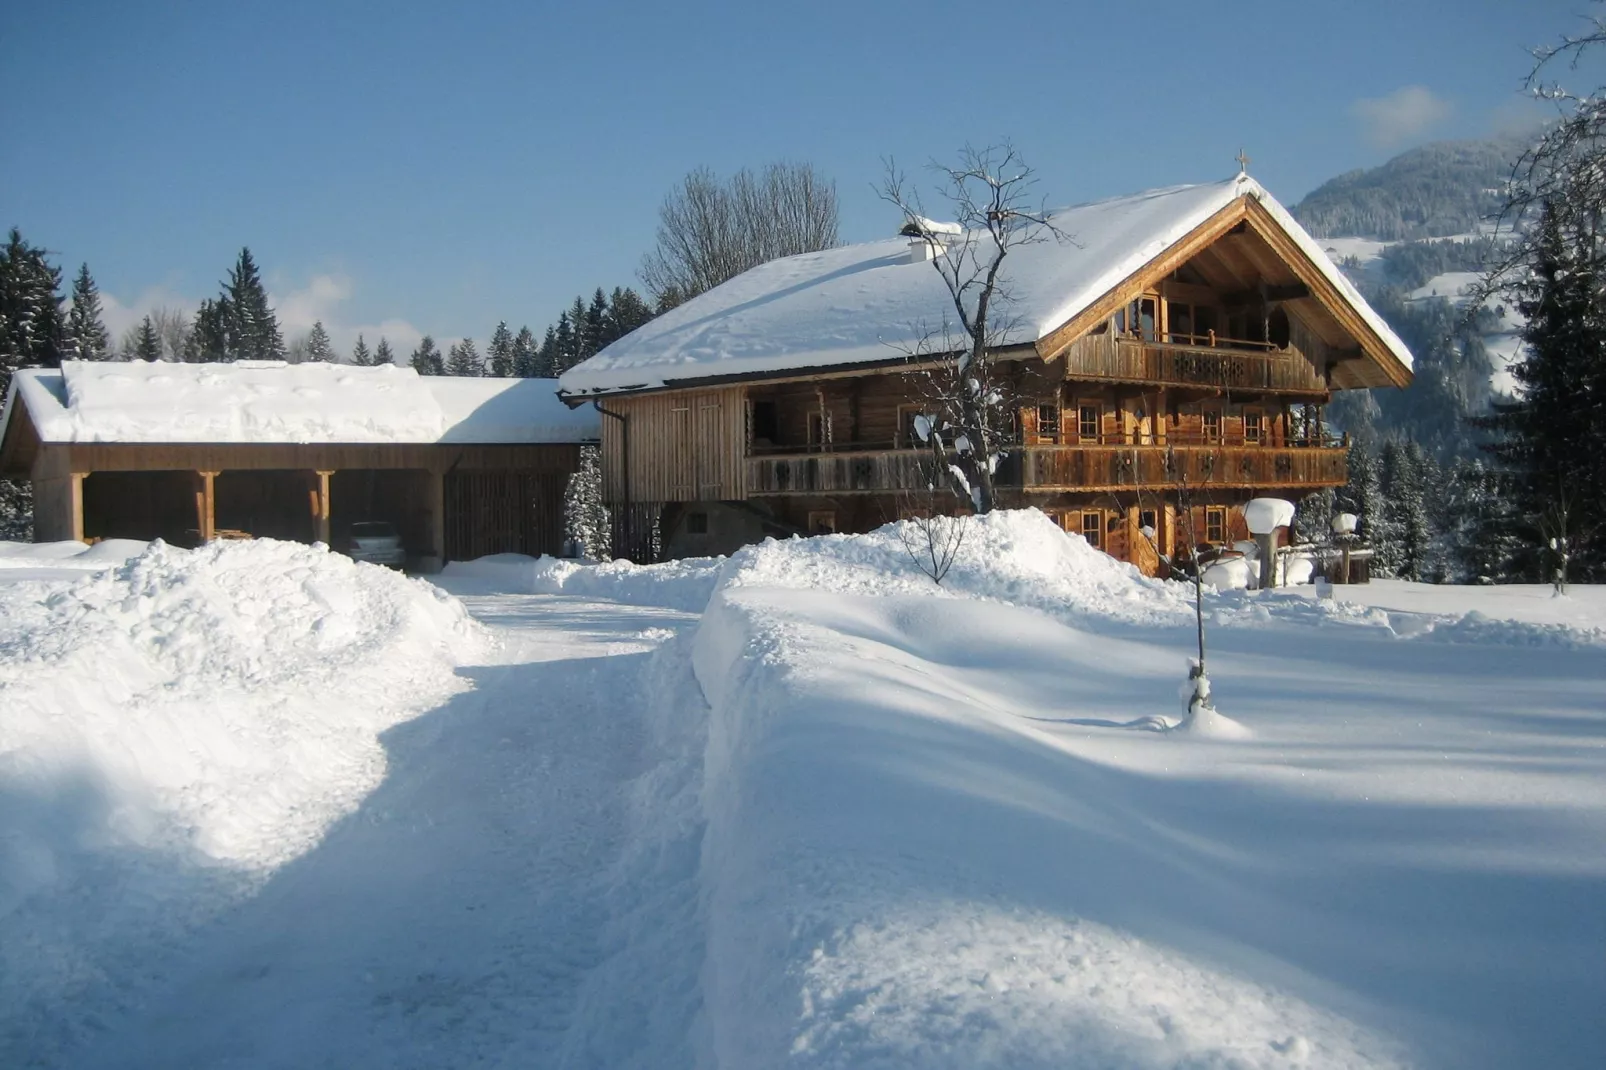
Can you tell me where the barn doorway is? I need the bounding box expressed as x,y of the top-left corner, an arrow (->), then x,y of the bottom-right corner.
443,471 -> 567,561
213,470 -> 316,542
82,470 -> 199,546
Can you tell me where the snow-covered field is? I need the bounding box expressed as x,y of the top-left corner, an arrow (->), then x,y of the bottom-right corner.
2,516 -> 1602,1068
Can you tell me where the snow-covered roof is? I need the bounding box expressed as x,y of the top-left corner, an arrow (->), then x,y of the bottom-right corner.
0,361 -> 599,446
559,174 -> 1414,396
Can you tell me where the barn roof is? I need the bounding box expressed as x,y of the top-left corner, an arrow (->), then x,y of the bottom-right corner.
557,173 -> 1413,397
0,361 -> 599,452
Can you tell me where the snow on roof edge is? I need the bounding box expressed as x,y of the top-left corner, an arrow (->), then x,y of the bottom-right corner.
3,363 -> 599,447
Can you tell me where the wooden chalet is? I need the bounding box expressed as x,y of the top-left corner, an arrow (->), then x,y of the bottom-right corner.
0,361 -> 599,567
559,173 -> 1414,570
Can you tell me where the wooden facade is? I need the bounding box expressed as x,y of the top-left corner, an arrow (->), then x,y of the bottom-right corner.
577,187 -> 1411,570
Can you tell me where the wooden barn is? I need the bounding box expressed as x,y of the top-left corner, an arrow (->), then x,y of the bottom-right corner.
556,173 -> 1413,570
0,361 -> 599,568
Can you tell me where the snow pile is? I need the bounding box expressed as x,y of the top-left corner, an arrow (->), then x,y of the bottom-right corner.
0,538 -> 149,571
0,539 -> 484,1049
443,551 -> 723,613
719,509 -> 1195,628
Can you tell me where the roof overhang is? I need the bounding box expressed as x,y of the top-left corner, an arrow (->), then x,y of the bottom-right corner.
1034,193 -> 1414,391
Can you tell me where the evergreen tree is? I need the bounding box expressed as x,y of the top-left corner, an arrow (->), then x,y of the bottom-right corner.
0,227 -> 65,393
1478,198 -> 1606,578
375,337 -> 395,366
536,325 -> 559,378
66,263 -> 112,360
410,335 -> 444,375
563,445 -> 610,558
221,247 -> 284,361
133,316 -> 163,362
351,334 -> 373,366
1379,439 -> 1434,581
447,337 -> 483,376
583,290 -> 608,358
1441,457 -> 1525,583
305,320 -> 334,362
605,286 -> 655,344
512,325 -> 538,377
487,321 -> 515,377
185,298 -> 230,362
1336,440 -> 1391,572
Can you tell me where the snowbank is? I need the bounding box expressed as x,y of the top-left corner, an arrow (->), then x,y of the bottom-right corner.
442,551 -> 723,613
0,538 -> 149,570
0,539 -> 485,1052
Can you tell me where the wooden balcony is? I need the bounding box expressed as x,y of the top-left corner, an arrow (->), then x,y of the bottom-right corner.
1063,334 -> 1327,394
746,437 -> 1348,496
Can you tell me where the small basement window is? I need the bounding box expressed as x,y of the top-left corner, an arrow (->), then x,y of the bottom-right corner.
807,510 -> 837,535
686,511 -> 709,535
1081,511 -> 1102,548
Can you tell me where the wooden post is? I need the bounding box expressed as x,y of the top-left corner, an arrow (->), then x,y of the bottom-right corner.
69,472 -> 85,543
427,468 -> 446,563
313,470 -> 333,546
195,471 -> 217,542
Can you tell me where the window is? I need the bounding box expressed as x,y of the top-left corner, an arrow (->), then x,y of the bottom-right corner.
1168,303 -> 1192,343
1139,509 -> 1157,534
808,410 -> 828,447
686,511 -> 709,536
1036,403 -> 1060,441
1203,409 -> 1222,443
1205,507 -> 1225,544
807,510 -> 837,535
1138,296 -> 1158,342
1078,404 -> 1100,441
1193,305 -> 1218,341
1081,511 -> 1102,548
751,400 -> 778,445
1244,411 -> 1264,445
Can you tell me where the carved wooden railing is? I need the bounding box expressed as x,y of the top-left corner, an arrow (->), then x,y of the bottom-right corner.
746,440 -> 1348,495
1063,334 -> 1326,393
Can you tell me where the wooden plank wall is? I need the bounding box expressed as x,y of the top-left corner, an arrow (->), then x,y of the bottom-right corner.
601,388 -> 746,503
443,471 -> 568,560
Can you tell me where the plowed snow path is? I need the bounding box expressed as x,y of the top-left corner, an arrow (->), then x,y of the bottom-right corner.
73,592 -> 699,1070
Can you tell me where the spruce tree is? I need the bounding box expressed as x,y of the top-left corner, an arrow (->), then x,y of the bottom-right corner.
410,335 -> 444,375
512,325 -> 538,377
66,263 -> 112,360
185,298 -> 230,362
1479,198 -> 1606,578
351,334 -> 373,366
133,316 -> 162,362
375,337 -> 395,366
305,320 -> 334,362
563,445 -> 611,558
487,321 -> 514,377
0,227 -> 65,393
605,286 -> 655,344
447,337 -> 483,376
536,325 -> 559,378
221,247 -> 284,361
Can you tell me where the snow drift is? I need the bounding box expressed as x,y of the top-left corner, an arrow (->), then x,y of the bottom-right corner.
0,539 -> 484,1055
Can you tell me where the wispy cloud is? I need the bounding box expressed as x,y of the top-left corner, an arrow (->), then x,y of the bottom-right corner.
1350,85 -> 1453,148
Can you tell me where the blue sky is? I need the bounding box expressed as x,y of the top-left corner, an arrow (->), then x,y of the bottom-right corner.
0,0 -> 1578,356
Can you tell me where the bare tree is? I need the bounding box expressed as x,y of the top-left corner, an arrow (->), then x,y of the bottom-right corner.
881,143 -> 1069,514
149,305 -> 191,362
893,484 -> 968,586
641,161 -> 840,308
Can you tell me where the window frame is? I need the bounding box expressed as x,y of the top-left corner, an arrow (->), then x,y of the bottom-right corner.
1077,403 -> 1101,443
1204,506 -> 1226,544
1081,510 -> 1102,548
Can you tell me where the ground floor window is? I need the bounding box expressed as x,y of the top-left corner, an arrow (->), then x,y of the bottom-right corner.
1081,510 -> 1102,548
1205,506 -> 1226,544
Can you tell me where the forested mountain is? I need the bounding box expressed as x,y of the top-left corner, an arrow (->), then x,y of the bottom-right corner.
1292,136 -> 1525,241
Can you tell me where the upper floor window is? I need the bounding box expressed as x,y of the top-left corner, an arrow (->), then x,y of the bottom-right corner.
1244,411 -> 1264,444
1078,404 -> 1101,441
751,400 -> 778,445
1037,404 -> 1060,440
1203,409 -> 1222,443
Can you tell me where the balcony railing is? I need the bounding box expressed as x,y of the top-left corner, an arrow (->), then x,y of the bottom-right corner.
1062,334 -> 1326,393
746,437 -> 1348,496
